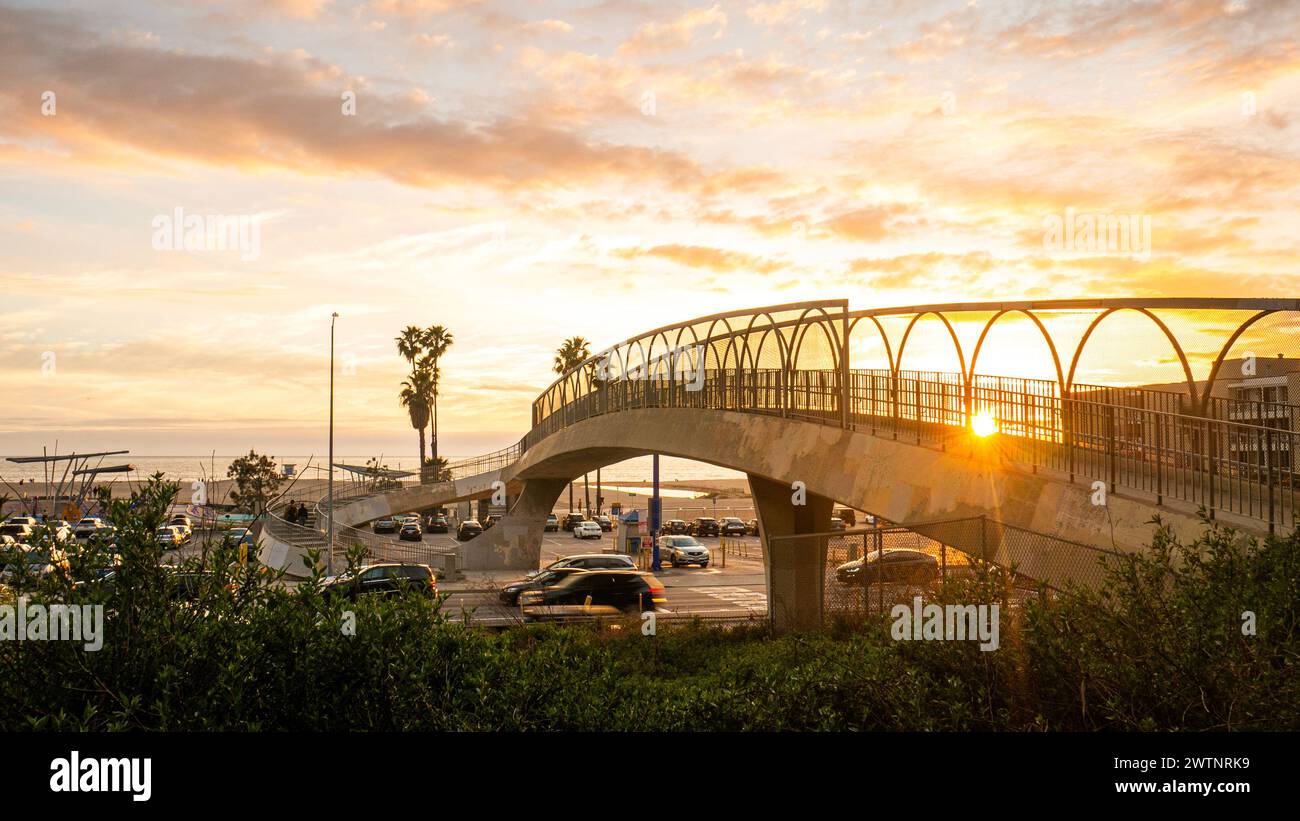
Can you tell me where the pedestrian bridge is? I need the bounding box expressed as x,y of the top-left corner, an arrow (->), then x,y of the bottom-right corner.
285,298 -> 1300,627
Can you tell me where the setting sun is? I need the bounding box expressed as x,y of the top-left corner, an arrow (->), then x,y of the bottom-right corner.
971,412 -> 998,438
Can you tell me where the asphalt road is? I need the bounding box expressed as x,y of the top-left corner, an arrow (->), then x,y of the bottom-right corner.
364,525 -> 770,623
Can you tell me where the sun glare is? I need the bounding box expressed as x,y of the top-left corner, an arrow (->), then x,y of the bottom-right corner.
971,411 -> 998,437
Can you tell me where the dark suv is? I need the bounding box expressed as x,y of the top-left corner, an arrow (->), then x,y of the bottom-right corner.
719,517 -> 747,537
498,566 -> 586,605
689,517 -> 720,537
322,563 -> 437,600
561,513 -> 586,531
519,570 -> 667,618
457,520 -> 483,541
662,519 -> 689,535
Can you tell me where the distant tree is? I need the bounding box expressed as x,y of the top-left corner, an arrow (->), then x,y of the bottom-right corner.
421,325 -> 454,464
399,368 -> 433,463
553,336 -> 591,375
226,450 -> 283,516
422,456 -> 453,483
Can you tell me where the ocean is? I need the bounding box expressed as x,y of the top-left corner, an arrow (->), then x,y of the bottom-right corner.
0,454 -> 743,485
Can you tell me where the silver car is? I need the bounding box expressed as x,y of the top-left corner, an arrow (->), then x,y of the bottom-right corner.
659,535 -> 711,567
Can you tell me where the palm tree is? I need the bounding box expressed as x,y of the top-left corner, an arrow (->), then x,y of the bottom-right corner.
553,336 -> 591,375
421,325 -> 454,463
398,369 -> 433,463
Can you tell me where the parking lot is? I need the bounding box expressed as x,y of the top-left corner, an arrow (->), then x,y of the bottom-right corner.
360,521 -> 770,624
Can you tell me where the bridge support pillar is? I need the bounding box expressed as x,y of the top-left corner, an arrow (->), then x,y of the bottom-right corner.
748,473 -> 832,631
460,478 -> 566,571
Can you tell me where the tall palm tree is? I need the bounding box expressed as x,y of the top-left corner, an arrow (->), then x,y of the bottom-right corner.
399,369 -> 433,463
397,325 -> 436,463
553,336 -> 591,375
421,325 -> 454,463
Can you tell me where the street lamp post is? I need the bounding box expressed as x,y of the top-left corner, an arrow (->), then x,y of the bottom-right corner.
328,312 -> 338,576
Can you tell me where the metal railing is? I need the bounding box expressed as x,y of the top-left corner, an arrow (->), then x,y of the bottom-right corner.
518,299 -> 1300,535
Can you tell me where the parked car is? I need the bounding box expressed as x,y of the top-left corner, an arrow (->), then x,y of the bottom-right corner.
155,526 -> 187,548
572,521 -> 602,539
1,544 -> 69,581
0,523 -> 35,542
322,563 -> 437,601
745,519 -> 760,536
689,517 -> 721,537
222,527 -> 252,547
835,549 -> 939,585
4,515 -> 38,527
659,535 -> 711,567
398,522 -> 424,541
594,515 -> 612,532
74,517 -> 107,540
829,517 -> 846,532
719,517 -> 747,537
498,566 -> 587,605
834,509 -> 858,527
456,520 -> 483,541
425,514 -> 449,534
662,519 -> 689,535
372,517 -> 399,534
527,553 -> 637,579
561,513 -> 586,531
519,570 -> 667,619
544,514 -> 559,532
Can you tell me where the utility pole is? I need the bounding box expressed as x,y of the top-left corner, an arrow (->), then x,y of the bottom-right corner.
327,312 -> 338,576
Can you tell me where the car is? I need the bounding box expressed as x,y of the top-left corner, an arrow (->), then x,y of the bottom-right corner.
834,509 -> 858,527
0,544 -> 70,581
0,523 -> 35,542
222,527 -> 252,546
4,515 -> 38,527
519,570 -> 667,619
572,521 -> 602,539
155,526 -> 186,548
322,563 -> 437,601
689,517 -> 720,537
662,519 -> 689,535
74,517 -> 108,540
659,535 -> 711,567
745,519 -> 760,536
456,520 -> 483,541
372,517 -> 399,534
829,517 -> 846,532
498,566 -> 587,605
168,513 -> 193,530
719,517 -> 747,537
594,515 -> 613,532
526,553 -> 637,579
425,514 -> 449,534
398,522 -> 424,541
483,515 -> 499,530
544,514 -> 559,532
835,549 -> 939,585
561,513 -> 586,531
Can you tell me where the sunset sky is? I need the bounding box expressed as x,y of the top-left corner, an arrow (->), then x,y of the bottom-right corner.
1,0 -> 1298,460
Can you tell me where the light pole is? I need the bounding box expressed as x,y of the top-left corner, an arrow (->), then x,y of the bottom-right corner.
328,311 -> 338,576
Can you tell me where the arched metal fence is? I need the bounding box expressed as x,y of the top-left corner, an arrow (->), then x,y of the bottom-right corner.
495,298 -> 1299,534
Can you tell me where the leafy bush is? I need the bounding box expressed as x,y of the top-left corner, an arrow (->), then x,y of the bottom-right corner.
2,483 -> 1296,731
